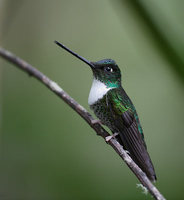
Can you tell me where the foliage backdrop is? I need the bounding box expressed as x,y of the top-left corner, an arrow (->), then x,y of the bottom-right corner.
0,0 -> 184,199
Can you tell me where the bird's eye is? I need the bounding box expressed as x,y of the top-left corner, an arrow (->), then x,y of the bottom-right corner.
105,66 -> 113,72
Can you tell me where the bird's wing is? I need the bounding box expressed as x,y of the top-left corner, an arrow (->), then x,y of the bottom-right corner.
109,92 -> 134,128
106,88 -> 156,181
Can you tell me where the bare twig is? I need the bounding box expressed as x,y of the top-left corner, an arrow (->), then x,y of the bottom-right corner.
0,47 -> 166,200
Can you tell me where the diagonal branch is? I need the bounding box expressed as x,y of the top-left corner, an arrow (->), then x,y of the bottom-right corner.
0,47 -> 166,200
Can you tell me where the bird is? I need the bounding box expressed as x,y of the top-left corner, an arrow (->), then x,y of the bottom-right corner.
55,40 -> 157,182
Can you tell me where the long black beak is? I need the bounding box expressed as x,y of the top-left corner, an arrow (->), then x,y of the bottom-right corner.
54,41 -> 94,68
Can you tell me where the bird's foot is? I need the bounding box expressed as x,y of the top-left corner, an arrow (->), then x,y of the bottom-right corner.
105,132 -> 119,142
91,119 -> 102,125
125,150 -> 130,155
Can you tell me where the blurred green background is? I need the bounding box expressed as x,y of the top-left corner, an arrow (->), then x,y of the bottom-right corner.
0,0 -> 184,199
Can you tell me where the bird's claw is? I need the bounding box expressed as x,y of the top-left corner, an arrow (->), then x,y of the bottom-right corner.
125,150 -> 130,155
105,132 -> 119,142
91,119 -> 102,125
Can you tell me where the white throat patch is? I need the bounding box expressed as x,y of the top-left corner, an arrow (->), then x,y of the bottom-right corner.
88,78 -> 112,105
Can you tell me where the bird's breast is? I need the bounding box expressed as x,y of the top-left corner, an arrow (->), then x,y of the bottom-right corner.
88,78 -> 111,105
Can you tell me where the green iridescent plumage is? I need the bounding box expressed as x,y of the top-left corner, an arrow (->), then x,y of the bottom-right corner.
91,59 -> 121,88
108,88 -> 144,138
89,59 -> 156,181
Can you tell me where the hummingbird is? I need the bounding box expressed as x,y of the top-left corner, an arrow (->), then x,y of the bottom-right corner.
55,41 -> 157,182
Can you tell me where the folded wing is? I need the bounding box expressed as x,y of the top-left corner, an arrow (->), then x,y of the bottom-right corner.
107,88 -> 156,181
